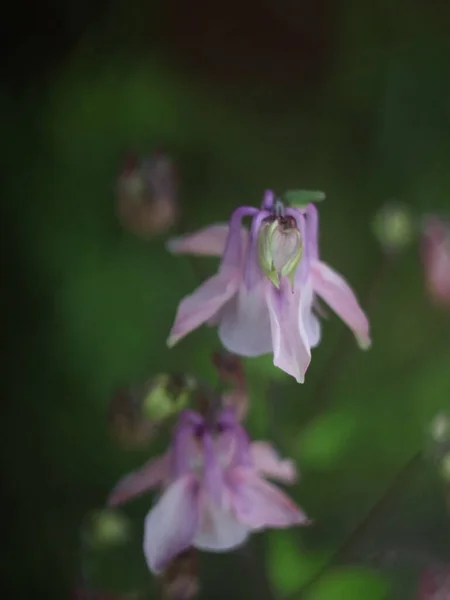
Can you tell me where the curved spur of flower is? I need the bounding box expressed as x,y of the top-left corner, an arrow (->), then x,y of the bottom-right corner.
305,203 -> 371,349
107,408 -> 308,574
421,216 -> 450,307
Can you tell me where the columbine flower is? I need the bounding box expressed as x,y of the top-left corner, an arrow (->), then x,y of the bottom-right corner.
108,408 -> 308,574
166,190 -> 370,383
421,217 -> 450,307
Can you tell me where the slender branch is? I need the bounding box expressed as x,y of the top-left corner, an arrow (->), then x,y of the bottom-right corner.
283,453 -> 423,600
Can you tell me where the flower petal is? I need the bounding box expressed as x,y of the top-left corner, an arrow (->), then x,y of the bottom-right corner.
229,467 -> 309,530
310,260 -> 371,349
167,272 -> 239,347
300,282 -> 321,348
194,491 -> 249,552
144,475 -> 199,573
265,279 -> 311,383
250,442 -> 297,484
218,279 -> 273,356
108,453 -> 169,507
304,311 -> 321,348
167,224 -> 234,257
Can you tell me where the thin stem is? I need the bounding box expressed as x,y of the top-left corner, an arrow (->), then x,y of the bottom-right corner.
295,453 -> 422,597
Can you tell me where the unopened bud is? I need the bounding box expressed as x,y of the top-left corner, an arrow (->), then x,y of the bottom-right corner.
258,218 -> 303,289
82,509 -> 131,549
116,150 -> 179,237
373,201 -> 414,254
142,374 -> 196,421
108,374 -> 197,449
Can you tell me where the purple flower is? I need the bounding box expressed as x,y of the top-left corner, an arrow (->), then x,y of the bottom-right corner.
167,191 -> 371,382
421,217 -> 450,307
108,408 -> 308,574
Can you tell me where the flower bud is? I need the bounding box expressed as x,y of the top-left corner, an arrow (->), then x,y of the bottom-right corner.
116,150 -> 179,237
108,374 -> 197,449
142,374 -> 196,421
82,509 -> 131,549
372,201 -> 414,255
258,218 -> 303,289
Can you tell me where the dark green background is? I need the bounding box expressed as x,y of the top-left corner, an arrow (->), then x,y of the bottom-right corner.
3,0 -> 450,598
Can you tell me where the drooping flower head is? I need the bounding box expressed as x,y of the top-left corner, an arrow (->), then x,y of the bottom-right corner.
108,408 -> 308,574
421,216 -> 450,307
167,190 -> 371,382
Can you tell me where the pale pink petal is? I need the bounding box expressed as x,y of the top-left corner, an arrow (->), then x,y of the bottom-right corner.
218,279 -> 273,356
304,312 -> 321,348
310,260 -> 371,349
301,282 -> 321,348
250,442 -> 297,484
229,467 -> 309,530
265,279 -> 311,383
166,224 -> 230,257
167,272 -> 239,347
144,474 -> 199,573
194,491 -> 249,551
108,453 -> 169,507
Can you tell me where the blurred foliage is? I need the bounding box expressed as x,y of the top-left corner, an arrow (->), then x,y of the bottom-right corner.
2,0 -> 450,598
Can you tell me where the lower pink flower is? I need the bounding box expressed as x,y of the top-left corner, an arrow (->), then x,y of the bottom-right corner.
108,409 -> 309,573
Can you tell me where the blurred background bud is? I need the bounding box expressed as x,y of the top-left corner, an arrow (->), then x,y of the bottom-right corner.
79,509 -> 147,595
108,374 -> 197,449
372,201 -> 414,255
116,150 -> 179,237
211,351 -> 248,421
421,216 -> 450,308
430,413 -> 450,445
417,565 -> 450,599
82,509 -> 131,549
160,548 -> 199,600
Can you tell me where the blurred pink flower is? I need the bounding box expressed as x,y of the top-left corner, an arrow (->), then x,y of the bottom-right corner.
108,408 -> 308,574
418,565 -> 450,599
167,190 -> 370,382
421,217 -> 450,307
